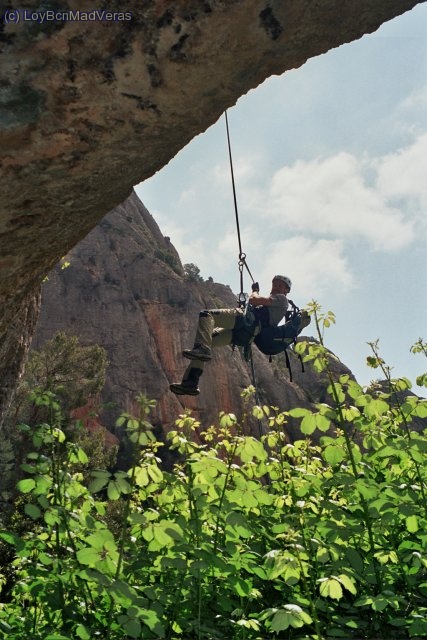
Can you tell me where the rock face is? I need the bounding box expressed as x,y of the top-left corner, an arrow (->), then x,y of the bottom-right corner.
0,0 -> 422,426
32,191 -> 352,441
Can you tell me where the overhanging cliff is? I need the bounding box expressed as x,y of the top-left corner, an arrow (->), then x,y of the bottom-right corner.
0,0 -> 423,425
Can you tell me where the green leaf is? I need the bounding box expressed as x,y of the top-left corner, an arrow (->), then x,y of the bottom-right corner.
34,475 -> 52,495
416,373 -> 427,388
148,520 -> 183,548
239,437 -> 267,462
371,595 -> 389,611
270,609 -> 292,631
346,379 -> 364,400
341,406 -> 360,422
77,448 -> 89,464
412,400 -> 427,418
77,548 -> 100,567
346,548 -> 364,573
121,617 -> 141,639
355,479 -> 379,501
109,580 -> 138,607
288,408 -> 310,418
364,398 -> 389,417
300,413 -> 317,435
88,471 -> 110,493
300,411 -> 331,434
114,475 -> 132,495
337,574 -> 357,595
374,550 -> 399,565
265,551 -> 300,583
147,464 -> 163,483
270,605 -> 312,631
226,511 -> 252,539
107,480 -> 121,500
219,413 -> 237,427
77,568 -> 111,586
24,503 -> 41,519
406,515 -> 419,533
392,377 -> 412,391
389,618 -> 409,628
350,443 -> 362,464
323,444 -> 345,465
316,413 -> 331,432
85,529 -> 116,551
318,577 -> 343,600
75,625 -> 91,640
17,478 -> 36,494
409,616 -> 427,637
231,576 -> 251,597
139,608 -> 163,633
0,531 -> 24,548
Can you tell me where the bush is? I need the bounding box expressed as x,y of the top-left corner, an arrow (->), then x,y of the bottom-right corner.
0,308 -> 426,639
0,333 -> 109,526
184,263 -> 203,283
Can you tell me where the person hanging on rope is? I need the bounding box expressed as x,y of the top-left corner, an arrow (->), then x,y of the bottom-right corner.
169,275 -> 292,396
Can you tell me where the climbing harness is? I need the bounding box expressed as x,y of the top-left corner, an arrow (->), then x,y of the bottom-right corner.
253,300 -> 310,380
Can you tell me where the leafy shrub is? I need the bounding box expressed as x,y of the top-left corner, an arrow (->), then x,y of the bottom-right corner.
154,249 -> 181,274
8,332 -> 107,424
184,263 -> 204,283
0,308 -> 426,639
1,333 -> 109,525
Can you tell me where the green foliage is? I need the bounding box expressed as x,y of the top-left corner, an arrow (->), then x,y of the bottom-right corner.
154,249 -> 181,274
183,263 -> 204,283
8,332 -> 107,424
1,333 -> 109,524
1,314 -> 427,639
411,338 -> 427,387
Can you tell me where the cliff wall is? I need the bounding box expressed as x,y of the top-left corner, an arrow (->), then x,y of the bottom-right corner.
33,191 -> 353,440
0,0 -> 422,426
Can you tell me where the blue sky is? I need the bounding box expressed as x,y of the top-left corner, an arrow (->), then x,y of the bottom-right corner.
136,4 -> 427,389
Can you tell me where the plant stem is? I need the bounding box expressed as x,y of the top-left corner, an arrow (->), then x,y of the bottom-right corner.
368,341 -> 427,517
312,308 -> 383,592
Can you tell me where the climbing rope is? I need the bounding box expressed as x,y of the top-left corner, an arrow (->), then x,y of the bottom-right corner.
225,110 -> 266,440
224,110 -> 255,307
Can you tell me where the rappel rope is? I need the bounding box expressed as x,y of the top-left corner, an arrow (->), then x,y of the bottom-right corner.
225,110 -> 307,433
225,110 -> 264,438
224,110 -> 255,308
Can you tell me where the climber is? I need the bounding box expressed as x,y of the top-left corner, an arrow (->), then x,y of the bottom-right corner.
169,275 -> 292,396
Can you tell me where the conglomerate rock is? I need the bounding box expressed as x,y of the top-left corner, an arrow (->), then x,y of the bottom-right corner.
0,0 -> 422,426
32,191 -> 352,443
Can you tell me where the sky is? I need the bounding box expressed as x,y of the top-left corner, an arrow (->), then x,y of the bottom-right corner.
135,3 -> 427,389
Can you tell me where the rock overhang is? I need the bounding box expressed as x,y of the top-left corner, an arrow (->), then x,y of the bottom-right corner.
0,0 -> 424,423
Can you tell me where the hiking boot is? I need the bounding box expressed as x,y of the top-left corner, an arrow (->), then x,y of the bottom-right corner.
170,381 -> 200,396
182,344 -> 212,362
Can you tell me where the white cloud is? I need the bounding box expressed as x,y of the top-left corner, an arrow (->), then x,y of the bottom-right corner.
178,188 -> 197,205
400,85 -> 427,111
261,152 -> 414,251
256,236 -> 355,300
375,131 -> 427,218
